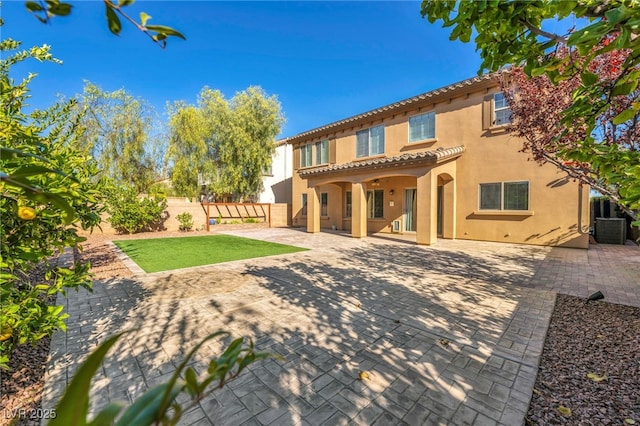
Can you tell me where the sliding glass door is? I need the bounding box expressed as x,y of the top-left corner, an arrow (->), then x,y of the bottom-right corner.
404,189 -> 417,232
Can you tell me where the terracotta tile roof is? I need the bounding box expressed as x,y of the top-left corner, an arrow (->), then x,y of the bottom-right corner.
287,73 -> 500,143
298,145 -> 465,178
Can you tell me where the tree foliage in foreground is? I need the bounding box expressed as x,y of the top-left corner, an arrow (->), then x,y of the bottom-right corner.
421,0 -> 640,222
25,0 -> 185,49
77,82 -> 165,193
0,38 -> 104,369
168,86 -> 285,200
500,44 -> 640,220
49,331 -> 280,426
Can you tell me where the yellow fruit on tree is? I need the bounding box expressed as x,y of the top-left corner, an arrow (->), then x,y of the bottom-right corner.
18,206 -> 36,220
0,325 -> 12,342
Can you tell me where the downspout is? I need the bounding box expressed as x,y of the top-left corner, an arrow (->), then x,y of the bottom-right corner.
577,182 -> 590,235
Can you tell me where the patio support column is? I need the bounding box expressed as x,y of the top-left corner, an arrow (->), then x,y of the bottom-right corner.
416,170 -> 437,245
306,186 -> 320,233
351,182 -> 367,238
442,178 -> 456,239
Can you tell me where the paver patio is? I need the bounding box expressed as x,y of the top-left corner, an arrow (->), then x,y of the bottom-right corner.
41,228 -> 640,425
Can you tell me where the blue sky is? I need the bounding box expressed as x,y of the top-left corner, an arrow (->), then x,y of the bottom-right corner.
6,1 -> 486,138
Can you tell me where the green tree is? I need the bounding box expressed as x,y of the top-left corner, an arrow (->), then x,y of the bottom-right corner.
168,86 -> 285,200
166,102 -> 214,199
0,0 -> 180,368
421,0 -> 640,222
77,82 -> 164,193
223,86 -> 286,199
1,5 -> 280,424
0,38 -> 105,369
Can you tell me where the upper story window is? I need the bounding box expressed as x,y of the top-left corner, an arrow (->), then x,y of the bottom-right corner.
300,144 -> 313,168
479,181 -> 529,210
409,112 -> 435,142
315,139 -> 329,165
493,93 -> 512,126
356,125 -> 384,158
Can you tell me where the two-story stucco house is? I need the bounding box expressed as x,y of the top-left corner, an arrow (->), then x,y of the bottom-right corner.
289,73 -> 590,248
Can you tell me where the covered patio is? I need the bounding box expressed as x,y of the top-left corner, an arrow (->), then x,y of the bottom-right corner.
299,146 -> 464,245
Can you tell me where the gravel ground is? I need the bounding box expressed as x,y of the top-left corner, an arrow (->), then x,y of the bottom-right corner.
2,231 -> 639,425
526,294 -> 640,425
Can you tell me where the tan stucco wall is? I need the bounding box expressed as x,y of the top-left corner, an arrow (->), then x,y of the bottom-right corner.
83,200 -> 290,235
84,198 -> 210,235
270,203 -> 292,227
291,80 -> 589,248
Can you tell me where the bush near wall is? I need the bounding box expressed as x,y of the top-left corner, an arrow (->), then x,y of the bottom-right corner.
176,212 -> 194,231
105,186 -> 168,234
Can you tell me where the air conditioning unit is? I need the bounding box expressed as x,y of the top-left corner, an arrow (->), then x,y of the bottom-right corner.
391,220 -> 401,233
595,218 -> 627,244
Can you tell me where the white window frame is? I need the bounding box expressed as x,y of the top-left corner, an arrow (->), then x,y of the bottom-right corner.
356,125 -> 385,158
479,181 -> 529,211
408,111 -> 436,143
315,139 -> 329,165
493,92 -> 512,126
300,144 -> 313,168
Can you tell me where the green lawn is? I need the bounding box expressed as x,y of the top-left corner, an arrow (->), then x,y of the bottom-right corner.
113,234 -> 307,273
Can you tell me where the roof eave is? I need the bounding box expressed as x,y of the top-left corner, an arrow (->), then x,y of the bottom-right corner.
298,146 -> 465,178
287,73 -> 501,144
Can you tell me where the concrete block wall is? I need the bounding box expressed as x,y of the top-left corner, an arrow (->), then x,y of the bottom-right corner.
81,199 -> 291,235
165,198 -> 208,231
270,203 -> 292,227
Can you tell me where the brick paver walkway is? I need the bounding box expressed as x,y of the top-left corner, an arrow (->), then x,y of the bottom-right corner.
522,242 -> 640,307
41,229 -> 640,425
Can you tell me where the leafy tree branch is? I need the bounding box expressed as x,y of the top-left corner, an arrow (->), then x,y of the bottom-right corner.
1,38 -> 105,369
422,0 -> 640,224
25,0 -> 185,49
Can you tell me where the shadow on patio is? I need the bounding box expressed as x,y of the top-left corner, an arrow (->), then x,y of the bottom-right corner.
43,238 -> 553,425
